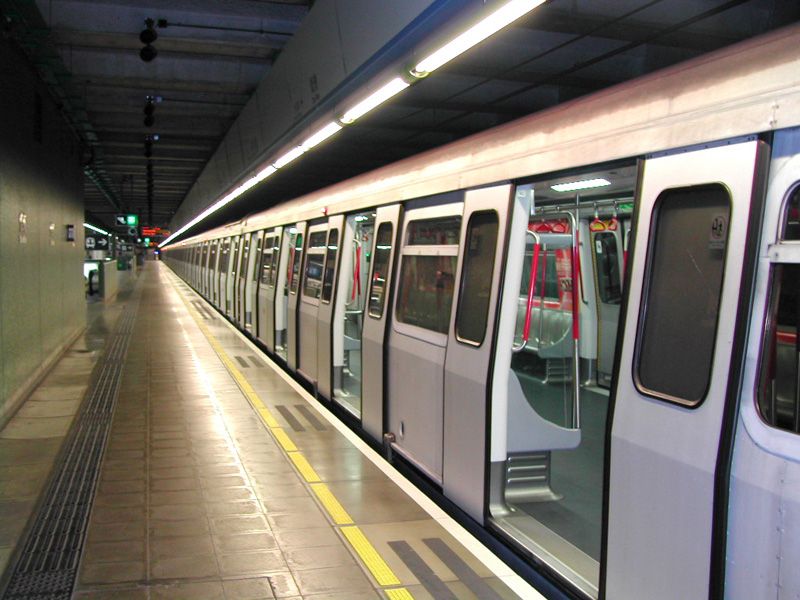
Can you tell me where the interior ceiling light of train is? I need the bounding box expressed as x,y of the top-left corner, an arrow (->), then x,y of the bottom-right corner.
1,0 -> 797,239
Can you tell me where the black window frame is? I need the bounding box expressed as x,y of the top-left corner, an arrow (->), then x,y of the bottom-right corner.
455,210 -> 499,347
367,223 -> 394,319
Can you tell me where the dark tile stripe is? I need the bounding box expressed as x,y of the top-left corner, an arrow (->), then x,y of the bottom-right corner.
424,538 -> 504,600
275,405 -> 305,432
234,355 -> 249,368
249,355 -> 263,368
388,540 -> 458,600
294,405 -> 326,431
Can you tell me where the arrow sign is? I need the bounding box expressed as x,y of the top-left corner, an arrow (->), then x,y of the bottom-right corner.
96,238 -> 109,248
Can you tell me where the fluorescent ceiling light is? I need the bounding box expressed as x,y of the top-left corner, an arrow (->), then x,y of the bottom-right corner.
340,77 -> 409,124
550,178 -> 612,193
84,222 -> 110,235
301,122 -> 343,150
273,146 -> 306,169
159,166 -> 278,248
412,0 -> 546,77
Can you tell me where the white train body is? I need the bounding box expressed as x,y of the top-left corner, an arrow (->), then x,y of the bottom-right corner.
164,25 -> 800,599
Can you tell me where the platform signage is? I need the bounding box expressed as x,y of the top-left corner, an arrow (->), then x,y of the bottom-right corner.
115,214 -> 139,227
85,235 -> 109,250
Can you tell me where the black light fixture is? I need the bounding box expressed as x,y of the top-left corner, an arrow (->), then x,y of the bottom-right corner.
139,18 -> 158,62
143,96 -> 155,127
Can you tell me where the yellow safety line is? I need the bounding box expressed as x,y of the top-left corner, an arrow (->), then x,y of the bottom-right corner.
310,482 -> 354,525
341,525 -> 402,587
386,589 -> 416,600
289,452 -> 321,483
169,278 -> 411,597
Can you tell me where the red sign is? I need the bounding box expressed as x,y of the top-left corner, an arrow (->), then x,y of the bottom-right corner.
141,227 -> 169,236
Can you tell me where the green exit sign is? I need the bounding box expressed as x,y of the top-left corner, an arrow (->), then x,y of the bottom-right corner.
115,214 -> 139,227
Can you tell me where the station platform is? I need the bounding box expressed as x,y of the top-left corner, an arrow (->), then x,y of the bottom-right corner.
0,261 -> 541,600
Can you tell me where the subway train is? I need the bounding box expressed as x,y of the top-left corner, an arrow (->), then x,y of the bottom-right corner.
163,25 -> 800,600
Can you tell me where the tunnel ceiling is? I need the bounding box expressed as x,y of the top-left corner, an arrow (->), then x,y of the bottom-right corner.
1,0 -> 798,237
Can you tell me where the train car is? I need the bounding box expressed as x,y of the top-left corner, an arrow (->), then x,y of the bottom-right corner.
163,25 -> 800,600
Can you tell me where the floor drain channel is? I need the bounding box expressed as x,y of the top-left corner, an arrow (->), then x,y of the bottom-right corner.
2,296 -> 141,599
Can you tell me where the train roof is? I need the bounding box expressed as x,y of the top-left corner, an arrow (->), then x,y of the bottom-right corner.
170,23 -> 800,248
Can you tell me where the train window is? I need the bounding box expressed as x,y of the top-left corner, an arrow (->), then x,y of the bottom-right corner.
302,234 -> 326,300
252,235 -> 263,282
368,223 -> 393,319
303,253 -> 324,299
239,235 -> 250,280
289,233 -> 303,295
260,236 -> 273,285
455,211 -> 498,345
322,229 -> 339,304
269,235 -> 281,286
594,232 -> 622,304
407,216 -> 461,245
396,255 -> 457,334
758,186 -> 800,433
635,184 -> 730,406
220,239 -> 230,271
759,264 -> 800,433
396,216 -> 461,334
783,187 -> 800,240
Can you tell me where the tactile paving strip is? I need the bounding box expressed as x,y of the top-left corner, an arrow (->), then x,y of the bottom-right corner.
1,293 -> 141,599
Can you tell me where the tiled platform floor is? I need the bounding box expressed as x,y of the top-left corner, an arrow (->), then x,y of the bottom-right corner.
1,262 -> 540,599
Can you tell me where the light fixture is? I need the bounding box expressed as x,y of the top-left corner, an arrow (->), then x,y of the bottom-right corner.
340,77 -> 409,124
144,96 -> 156,127
273,146 -> 306,169
159,164 -> 277,248
84,223 -> 110,235
411,0 -> 546,77
140,18 -> 158,62
550,178 -> 612,193
300,122 -> 343,151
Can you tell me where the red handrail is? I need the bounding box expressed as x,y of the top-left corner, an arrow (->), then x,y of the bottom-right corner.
522,242 -> 541,344
351,244 -> 362,301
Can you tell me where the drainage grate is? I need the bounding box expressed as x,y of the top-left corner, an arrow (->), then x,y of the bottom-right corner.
2,297 -> 140,599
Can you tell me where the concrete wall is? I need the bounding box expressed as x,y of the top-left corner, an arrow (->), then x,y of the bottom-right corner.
0,37 -> 86,425
171,0 -> 440,231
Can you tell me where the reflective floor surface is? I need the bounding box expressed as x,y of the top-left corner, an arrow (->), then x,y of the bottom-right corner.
0,261 -> 542,600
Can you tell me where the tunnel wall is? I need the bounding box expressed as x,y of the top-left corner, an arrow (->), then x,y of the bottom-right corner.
0,37 -> 86,426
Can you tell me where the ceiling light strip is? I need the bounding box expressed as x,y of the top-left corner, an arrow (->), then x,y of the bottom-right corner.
163,0 -> 542,248
412,0 -> 546,77
550,178 -> 611,192
340,78 -> 410,124
84,223 -> 110,236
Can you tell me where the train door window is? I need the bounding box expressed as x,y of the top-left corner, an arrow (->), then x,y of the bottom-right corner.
220,239 -> 230,271
240,235 -> 250,281
322,229 -> 339,304
260,235 -> 274,285
455,211 -> 499,345
635,184 -> 730,406
289,231 -> 303,294
252,235 -> 263,284
759,185 -> 800,432
302,231 -> 326,300
368,223 -> 393,319
594,232 -> 622,304
269,235 -> 281,286
396,216 -> 461,334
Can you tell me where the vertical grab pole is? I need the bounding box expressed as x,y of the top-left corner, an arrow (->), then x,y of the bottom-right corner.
568,207 -> 581,429
512,231 -> 540,353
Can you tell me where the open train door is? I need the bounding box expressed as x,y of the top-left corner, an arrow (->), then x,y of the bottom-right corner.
361,204 -> 401,440
605,139 -> 768,599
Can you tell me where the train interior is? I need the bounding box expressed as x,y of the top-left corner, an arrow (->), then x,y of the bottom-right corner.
489,163 -> 638,594
332,212 -> 375,417
760,186 -> 800,432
